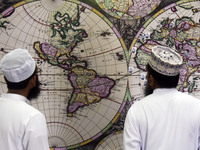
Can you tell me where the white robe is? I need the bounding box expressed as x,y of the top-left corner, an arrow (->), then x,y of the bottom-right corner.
0,93 -> 49,150
124,88 -> 200,150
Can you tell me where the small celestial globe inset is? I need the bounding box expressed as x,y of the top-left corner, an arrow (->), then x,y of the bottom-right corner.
95,0 -> 162,19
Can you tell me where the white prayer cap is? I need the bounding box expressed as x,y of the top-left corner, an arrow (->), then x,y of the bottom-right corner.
149,45 -> 183,76
0,48 -> 36,82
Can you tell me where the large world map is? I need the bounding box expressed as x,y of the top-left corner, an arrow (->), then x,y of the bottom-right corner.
0,0 -> 128,149
0,0 -> 200,149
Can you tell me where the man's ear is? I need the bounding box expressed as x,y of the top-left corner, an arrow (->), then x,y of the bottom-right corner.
29,76 -> 36,88
149,75 -> 158,90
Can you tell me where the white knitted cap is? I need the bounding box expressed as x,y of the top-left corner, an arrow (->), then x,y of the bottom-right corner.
0,48 -> 36,82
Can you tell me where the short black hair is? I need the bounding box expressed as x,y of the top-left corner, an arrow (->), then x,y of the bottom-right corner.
146,64 -> 179,88
5,69 -> 37,90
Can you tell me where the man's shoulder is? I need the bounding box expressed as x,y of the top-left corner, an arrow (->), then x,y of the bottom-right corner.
135,94 -> 154,104
130,95 -> 153,109
175,91 -> 200,110
177,91 -> 199,101
23,103 -> 44,116
6,98 -> 44,117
